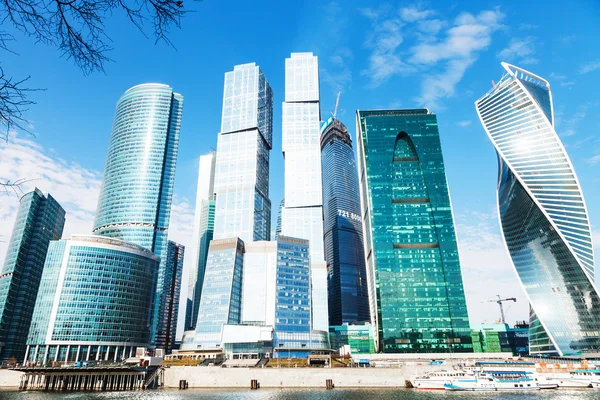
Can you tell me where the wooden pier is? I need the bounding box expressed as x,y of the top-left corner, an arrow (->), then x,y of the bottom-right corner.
13,365 -> 163,391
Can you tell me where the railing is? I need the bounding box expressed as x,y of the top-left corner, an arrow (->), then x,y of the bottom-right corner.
144,367 -> 164,389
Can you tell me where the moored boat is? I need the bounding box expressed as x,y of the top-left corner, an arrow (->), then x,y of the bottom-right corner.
544,369 -> 600,388
444,371 -> 540,391
411,370 -> 473,390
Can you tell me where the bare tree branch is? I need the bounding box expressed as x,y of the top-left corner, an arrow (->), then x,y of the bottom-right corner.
0,177 -> 38,196
0,66 -> 43,141
0,0 -> 197,133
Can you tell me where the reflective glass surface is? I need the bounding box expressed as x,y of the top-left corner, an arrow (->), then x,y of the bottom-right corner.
321,119 -> 370,326
193,238 -> 244,350
214,63 -> 273,242
92,83 -> 183,347
476,63 -> 599,356
498,162 -> 600,355
0,189 -> 65,361
26,236 -> 159,348
157,241 -> 184,352
357,109 -> 472,353
281,53 -> 328,332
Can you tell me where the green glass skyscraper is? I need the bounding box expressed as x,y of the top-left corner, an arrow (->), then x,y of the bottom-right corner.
356,109 -> 472,353
0,188 -> 65,361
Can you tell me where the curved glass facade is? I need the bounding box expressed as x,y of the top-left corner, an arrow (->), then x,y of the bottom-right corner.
92,83 -> 183,348
93,83 -> 182,250
476,63 -> 600,356
356,109 -> 472,353
25,235 -> 159,364
320,118 -> 370,326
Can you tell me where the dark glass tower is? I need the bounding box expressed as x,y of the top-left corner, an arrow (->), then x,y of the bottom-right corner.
320,118 -> 370,326
0,188 -> 65,361
356,109 -> 472,353
163,241 -> 184,352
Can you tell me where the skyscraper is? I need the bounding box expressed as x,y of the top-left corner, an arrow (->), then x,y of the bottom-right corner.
281,52 -> 328,332
0,189 -> 65,361
186,152 -> 216,330
162,241 -> 184,352
92,83 -> 183,349
475,63 -> 600,356
356,109 -> 472,353
26,235 -> 159,364
191,238 -> 245,350
320,118 -> 370,326
213,63 -> 273,242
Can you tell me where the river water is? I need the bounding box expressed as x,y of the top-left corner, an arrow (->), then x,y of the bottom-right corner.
0,389 -> 597,399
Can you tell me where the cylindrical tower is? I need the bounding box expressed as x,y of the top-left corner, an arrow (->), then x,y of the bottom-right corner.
93,83 -> 183,349
93,83 -> 183,254
320,118 -> 370,326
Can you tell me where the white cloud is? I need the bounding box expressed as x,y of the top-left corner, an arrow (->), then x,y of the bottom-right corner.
457,120 -> 472,127
412,9 -> 505,109
417,19 -> 446,35
562,128 -> 576,137
0,135 -> 195,339
361,15 -> 408,87
361,7 -> 505,106
580,61 -> 600,74
585,154 -> 600,166
497,37 -> 537,65
519,23 -> 539,30
0,135 -> 102,265
400,7 -> 434,22
455,209 -> 529,325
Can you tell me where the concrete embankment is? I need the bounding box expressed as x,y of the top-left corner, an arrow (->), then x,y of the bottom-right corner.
163,366 -> 433,388
0,370 -> 24,387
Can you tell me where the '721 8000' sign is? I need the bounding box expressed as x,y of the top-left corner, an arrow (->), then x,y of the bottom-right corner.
337,209 -> 361,222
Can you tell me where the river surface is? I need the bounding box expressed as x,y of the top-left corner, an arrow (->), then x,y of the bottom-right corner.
0,389 -> 597,399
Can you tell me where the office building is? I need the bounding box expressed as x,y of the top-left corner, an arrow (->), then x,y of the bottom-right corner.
329,324 -> 376,355
186,152 -> 216,330
475,62 -> 600,356
213,63 -> 273,242
189,238 -> 245,351
321,117 -> 370,326
356,109 -> 472,353
0,189 -> 65,361
471,322 -> 529,356
92,83 -> 183,349
281,52 -> 328,331
161,241 -> 184,352
25,235 -> 159,364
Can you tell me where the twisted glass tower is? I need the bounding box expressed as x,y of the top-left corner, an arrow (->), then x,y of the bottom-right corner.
476,63 -> 600,356
93,83 -> 183,349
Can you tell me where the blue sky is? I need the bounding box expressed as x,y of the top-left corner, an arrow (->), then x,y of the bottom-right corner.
1,0 -> 600,332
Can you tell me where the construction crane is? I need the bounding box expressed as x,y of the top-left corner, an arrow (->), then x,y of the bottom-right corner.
484,295 -> 516,325
332,91 -> 341,119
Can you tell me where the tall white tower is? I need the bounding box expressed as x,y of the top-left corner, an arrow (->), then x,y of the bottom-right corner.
281,52 -> 329,331
213,63 -> 274,242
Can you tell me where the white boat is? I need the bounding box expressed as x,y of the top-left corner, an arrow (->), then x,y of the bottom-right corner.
544,369 -> 600,388
412,370 -> 474,390
444,371 -> 540,391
